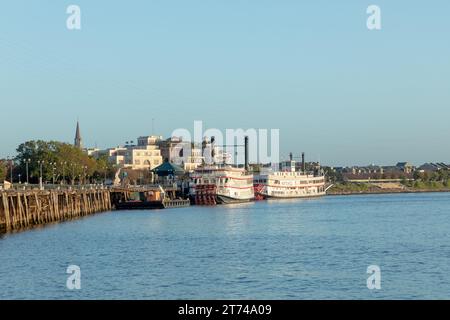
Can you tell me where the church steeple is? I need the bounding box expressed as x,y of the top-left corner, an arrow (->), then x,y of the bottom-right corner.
74,120 -> 82,149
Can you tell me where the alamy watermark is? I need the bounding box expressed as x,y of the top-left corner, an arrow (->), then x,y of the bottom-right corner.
64,6 -> 381,31
66,265 -> 81,290
367,265 -> 381,290
66,5 -> 81,30
170,121 -> 280,167
367,5 -> 381,30
64,5 -> 380,31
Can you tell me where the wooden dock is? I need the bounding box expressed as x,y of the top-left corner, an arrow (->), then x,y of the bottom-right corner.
0,188 -> 111,233
0,185 -> 191,233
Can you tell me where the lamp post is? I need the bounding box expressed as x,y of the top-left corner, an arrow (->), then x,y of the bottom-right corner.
51,163 -> 56,185
25,158 -> 31,185
37,160 -> 44,190
61,161 -> 67,185
7,156 -> 13,184
18,174 -> 21,184
83,166 -> 88,185
70,163 -> 75,185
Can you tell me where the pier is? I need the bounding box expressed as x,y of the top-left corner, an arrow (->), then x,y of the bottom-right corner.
0,185 -> 191,233
0,188 -> 112,233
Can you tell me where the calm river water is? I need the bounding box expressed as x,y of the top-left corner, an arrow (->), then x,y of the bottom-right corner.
1,193 -> 450,299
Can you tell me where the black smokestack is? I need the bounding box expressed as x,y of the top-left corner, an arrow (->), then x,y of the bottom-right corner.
302,152 -> 305,172
244,136 -> 249,171
211,136 -> 215,158
202,137 -> 207,151
289,152 -> 293,161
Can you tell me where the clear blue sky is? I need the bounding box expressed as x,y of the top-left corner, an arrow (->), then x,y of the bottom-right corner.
1,0 -> 449,166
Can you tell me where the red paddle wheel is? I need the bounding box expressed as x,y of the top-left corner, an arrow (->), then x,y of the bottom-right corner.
195,184 -> 217,205
253,183 -> 265,201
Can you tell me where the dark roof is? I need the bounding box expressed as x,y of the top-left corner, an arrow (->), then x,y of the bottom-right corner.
418,163 -> 449,171
396,162 -> 413,167
152,161 -> 185,176
437,163 -> 450,169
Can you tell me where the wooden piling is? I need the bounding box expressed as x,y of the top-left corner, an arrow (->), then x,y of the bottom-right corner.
0,188 -> 113,233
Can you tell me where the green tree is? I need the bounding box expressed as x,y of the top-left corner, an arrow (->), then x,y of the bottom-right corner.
438,169 -> 449,182
400,176 -> 407,186
15,140 -> 101,185
92,154 -> 115,183
413,171 -> 422,181
15,140 -> 58,183
0,160 -> 6,181
323,167 -> 343,183
54,143 -> 96,184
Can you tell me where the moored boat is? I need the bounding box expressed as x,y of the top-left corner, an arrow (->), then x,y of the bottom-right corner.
253,154 -> 326,199
189,166 -> 254,205
114,186 -> 190,210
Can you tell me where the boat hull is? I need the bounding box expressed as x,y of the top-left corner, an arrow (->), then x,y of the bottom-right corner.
116,199 -> 190,210
262,193 -> 326,200
190,194 -> 253,205
216,195 -> 253,204
115,201 -> 165,210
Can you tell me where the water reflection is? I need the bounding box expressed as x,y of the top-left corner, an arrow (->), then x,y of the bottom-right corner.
1,193 -> 450,299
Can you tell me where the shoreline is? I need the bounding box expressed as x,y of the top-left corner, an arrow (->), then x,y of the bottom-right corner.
327,188 -> 450,196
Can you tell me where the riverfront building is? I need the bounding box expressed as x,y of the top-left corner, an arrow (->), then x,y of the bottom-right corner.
103,147 -> 127,166
157,137 -> 205,172
89,136 -> 163,170
124,135 -> 163,170
157,136 -> 186,163
184,147 -> 204,172
87,134 -> 234,173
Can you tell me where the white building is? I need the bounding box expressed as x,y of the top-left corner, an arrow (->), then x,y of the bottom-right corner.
104,147 -> 127,166
183,147 -> 204,172
124,136 -> 163,170
86,148 -> 100,157
91,136 -> 163,170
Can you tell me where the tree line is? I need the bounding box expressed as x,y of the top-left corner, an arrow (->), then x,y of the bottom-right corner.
0,160 -> 6,181
2,140 -> 116,185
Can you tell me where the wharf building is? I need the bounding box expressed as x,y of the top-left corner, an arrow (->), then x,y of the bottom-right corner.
89,136 -> 163,171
